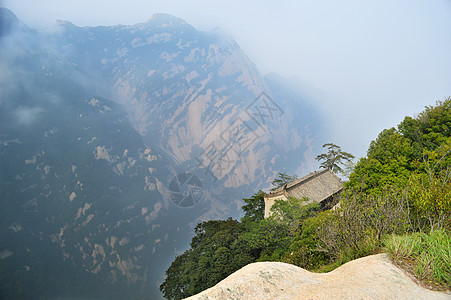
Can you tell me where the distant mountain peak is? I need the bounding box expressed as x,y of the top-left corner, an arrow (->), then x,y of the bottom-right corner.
121,13 -> 194,33
138,13 -> 192,29
0,7 -> 17,20
56,19 -> 73,25
55,19 -> 79,29
0,7 -> 29,36
149,13 -> 187,23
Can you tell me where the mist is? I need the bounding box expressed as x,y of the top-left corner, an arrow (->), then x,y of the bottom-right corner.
1,2 -> 451,299
3,0 -> 451,159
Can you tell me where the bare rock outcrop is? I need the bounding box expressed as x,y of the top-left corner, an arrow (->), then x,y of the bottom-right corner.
185,253 -> 450,300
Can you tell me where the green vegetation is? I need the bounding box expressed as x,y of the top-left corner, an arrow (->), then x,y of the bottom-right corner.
159,219 -> 256,300
316,99 -> 451,275
384,230 -> 451,289
270,172 -> 299,191
316,143 -> 355,175
160,98 -> 451,300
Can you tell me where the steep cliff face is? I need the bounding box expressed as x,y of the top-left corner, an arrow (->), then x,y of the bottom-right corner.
48,12 -> 318,189
0,8 -> 323,299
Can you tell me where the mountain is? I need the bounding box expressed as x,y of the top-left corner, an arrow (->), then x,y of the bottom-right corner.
0,8 -> 324,299
0,7 -> 31,36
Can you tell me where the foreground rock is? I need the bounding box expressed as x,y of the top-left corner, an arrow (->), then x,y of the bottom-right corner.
185,253 -> 450,300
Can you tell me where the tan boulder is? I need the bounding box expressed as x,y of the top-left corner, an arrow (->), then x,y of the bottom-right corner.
185,253 -> 450,300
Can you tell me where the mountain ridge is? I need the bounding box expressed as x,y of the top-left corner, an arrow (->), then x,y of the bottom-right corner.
0,7 -> 324,299
0,7 -> 31,36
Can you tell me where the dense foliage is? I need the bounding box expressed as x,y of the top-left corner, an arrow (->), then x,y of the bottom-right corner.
159,219 -> 256,300
161,98 -> 451,299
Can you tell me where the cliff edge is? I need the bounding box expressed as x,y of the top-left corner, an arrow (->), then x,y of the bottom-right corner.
185,253 -> 450,300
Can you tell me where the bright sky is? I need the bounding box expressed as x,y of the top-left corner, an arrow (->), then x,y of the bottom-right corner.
3,0 -> 451,159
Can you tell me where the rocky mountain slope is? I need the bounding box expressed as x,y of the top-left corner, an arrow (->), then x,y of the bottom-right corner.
185,253 -> 451,300
49,11 -> 318,190
0,7 -> 323,299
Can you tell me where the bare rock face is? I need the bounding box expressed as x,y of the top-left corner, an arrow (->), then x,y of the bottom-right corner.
0,8 -> 321,298
185,253 -> 451,300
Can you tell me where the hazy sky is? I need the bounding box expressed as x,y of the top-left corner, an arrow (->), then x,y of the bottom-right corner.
3,0 -> 451,159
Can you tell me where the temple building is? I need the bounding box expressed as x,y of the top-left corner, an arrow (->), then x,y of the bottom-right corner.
264,169 -> 343,218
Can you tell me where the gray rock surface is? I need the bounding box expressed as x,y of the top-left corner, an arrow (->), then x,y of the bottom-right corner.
185,253 -> 450,300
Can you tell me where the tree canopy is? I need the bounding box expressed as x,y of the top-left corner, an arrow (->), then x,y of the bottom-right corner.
315,143 -> 355,175
241,190 -> 266,223
347,98 -> 451,197
159,218 -> 255,300
270,172 -> 299,191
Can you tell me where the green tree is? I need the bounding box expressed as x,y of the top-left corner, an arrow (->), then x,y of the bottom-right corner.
270,172 -> 299,191
346,128 -> 414,195
269,197 -> 320,236
240,217 -> 291,261
408,160 -> 451,230
347,98 -> 451,196
316,143 -> 355,175
241,197 -> 321,263
160,218 -> 255,300
284,210 -> 332,269
241,190 -> 266,223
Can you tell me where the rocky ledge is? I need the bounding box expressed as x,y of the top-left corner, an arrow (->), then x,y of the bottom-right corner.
185,253 -> 450,300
